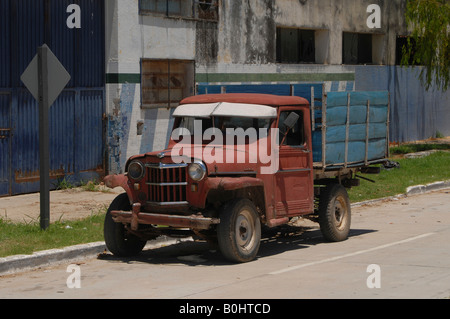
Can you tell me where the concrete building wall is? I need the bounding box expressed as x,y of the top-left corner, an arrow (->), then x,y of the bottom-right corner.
206,0 -> 407,67
105,0 -> 198,173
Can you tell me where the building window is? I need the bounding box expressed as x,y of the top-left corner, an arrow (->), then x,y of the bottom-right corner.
139,0 -> 218,21
141,59 -> 195,109
195,0 -> 218,20
276,28 -> 316,64
342,32 -> 372,64
396,36 -> 419,65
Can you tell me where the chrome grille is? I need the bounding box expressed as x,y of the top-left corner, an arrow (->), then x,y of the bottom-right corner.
145,163 -> 188,204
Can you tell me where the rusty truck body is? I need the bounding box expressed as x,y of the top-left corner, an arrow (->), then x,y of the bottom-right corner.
104,92 -> 390,262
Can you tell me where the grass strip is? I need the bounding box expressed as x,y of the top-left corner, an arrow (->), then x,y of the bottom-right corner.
0,211 -> 106,258
349,151 -> 450,202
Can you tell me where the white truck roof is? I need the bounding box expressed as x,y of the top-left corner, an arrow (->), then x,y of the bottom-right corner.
173,102 -> 277,119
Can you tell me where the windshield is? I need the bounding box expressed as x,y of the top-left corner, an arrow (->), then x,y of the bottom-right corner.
174,116 -> 272,142
178,117 -> 271,131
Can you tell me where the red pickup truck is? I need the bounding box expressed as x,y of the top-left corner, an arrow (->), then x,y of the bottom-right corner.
104,92 -> 389,262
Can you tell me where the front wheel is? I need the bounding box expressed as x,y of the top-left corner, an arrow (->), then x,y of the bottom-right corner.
318,184 -> 351,242
104,193 -> 147,257
217,198 -> 261,263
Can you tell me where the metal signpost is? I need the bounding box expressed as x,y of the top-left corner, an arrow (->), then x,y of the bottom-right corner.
21,44 -> 71,230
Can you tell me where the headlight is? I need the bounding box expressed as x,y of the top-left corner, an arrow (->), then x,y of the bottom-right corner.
188,161 -> 207,181
128,161 -> 145,180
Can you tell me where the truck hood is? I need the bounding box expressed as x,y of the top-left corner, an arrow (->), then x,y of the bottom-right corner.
128,142 -> 274,176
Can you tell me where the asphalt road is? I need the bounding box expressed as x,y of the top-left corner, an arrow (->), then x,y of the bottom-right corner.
0,189 -> 449,300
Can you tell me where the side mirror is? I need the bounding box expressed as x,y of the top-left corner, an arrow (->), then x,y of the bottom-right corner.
283,112 -> 300,129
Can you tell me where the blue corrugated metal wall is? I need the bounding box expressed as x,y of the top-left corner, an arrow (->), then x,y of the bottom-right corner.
0,0 -> 105,196
355,66 -> 450,143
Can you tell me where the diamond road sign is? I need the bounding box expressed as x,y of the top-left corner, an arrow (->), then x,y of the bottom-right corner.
20,44 -> 71,230
20,44 -> 71,107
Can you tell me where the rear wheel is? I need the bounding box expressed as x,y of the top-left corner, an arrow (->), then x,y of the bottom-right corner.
217,199 -> 261,263
104,193 -> 147,257
318,184 -> 351,242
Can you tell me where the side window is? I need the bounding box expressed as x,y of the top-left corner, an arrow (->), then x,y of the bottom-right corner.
278,111 -> 305,146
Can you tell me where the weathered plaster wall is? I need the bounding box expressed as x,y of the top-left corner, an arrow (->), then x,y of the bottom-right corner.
276,0 -> 407,66
105,0 -> 197,173
196,20 -> 219,66
218,0 -> 276,65
214,0 -> 408,67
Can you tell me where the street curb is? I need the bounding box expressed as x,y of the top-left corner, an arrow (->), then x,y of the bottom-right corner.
351,179 -> 450,208
0,236 -> 192,276
1,180 -> 449,276
405,180 -> 450,196
0,242 -> 106,276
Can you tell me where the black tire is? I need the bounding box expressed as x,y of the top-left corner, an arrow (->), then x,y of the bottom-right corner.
104,193 -> 147,257
217,198 -> 261,263
318,184 -> 351,242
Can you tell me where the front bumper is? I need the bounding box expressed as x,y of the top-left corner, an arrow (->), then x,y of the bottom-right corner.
111,203 -> 220,231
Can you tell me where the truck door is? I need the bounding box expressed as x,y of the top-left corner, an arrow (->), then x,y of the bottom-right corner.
274,108 -> 314,217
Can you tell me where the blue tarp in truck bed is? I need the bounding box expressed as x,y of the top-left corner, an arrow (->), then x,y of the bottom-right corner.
312,91 -> 390,168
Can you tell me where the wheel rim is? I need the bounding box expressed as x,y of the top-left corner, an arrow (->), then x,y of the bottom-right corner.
334,196 -> 348,231
235,209 -> 257,251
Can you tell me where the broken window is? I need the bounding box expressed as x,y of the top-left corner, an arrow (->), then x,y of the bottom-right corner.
141,59 -> 195,109
194,0 -> 219,20
396,36 -> 419,65
140,0 -> 183,16
276,28 -> 316,64
139,0 -> 218,21
342,32 -> 372,64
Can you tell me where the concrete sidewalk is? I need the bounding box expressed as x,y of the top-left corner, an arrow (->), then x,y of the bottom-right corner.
0,186 -> 197,276
0,186 -> 122,224
1,180 -> 449,276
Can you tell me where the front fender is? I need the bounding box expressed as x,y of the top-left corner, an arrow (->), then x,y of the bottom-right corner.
205,176 -> 264,191
104,174 -> 134,203
203,177 -> 267,219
